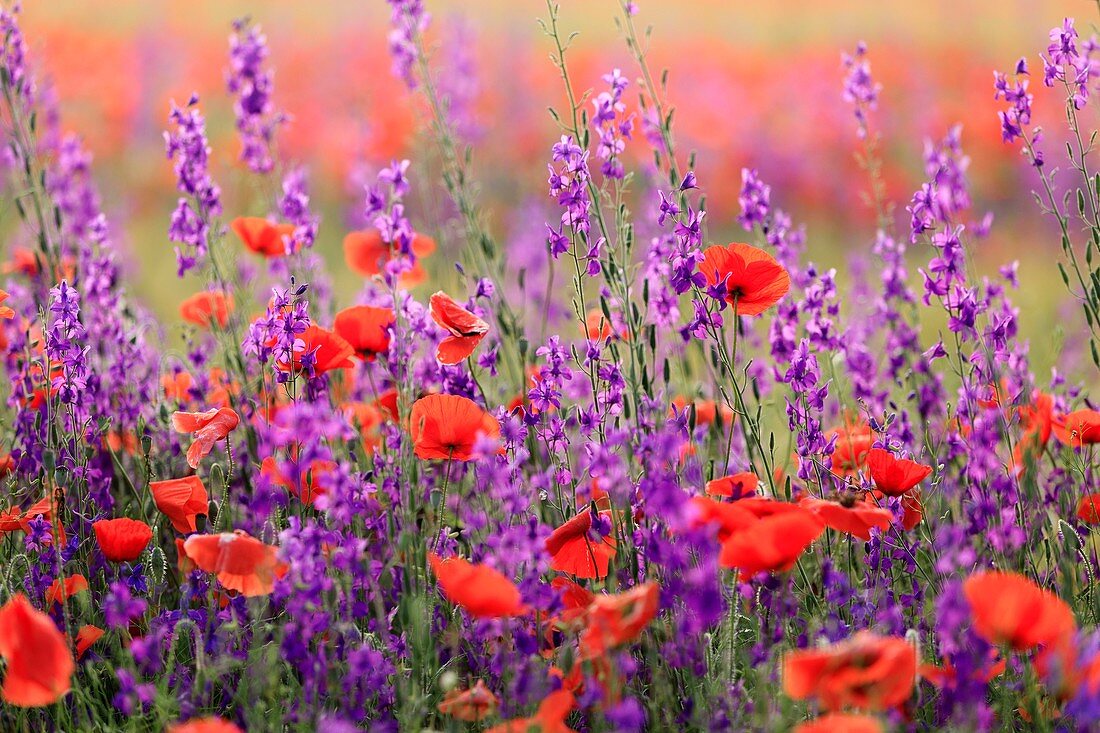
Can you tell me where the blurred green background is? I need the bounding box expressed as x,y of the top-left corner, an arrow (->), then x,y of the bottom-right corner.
9,0 -> 1093,378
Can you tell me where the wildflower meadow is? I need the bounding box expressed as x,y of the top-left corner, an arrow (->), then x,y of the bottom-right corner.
3,1 -> 1100,731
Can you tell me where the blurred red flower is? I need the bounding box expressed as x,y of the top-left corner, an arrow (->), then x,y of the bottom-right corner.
486,689 -> 576,733
0,594 -> 75,707
179,290 -> 234,329
231,216 -> 294,257
428,553 -> 527,618
783,632 -> 916,711
579,582 -> 660,660
963,570 -> 1076,651
437,679 -> 498,722
799,496 -> 894,541
1052,409 -> 1100,447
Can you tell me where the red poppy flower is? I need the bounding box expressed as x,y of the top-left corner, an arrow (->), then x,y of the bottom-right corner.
866,449 -> 932,497
92,517 -> 152,562
45,575 -> 88,608
793,713 -> 884,733
783,632 -> 917,712
697,242 -> 791,315
963,570 -> 1076,651
486,689 -> 576,733
1078,494 -> 1100,524
799,496 -> 894,541
3,247 -> 39,277
1052,409 -> 1100,447
179,290 -> 233,329
333,305 -> 394,360
429,291 -> 490,364
275,325 -> 356,375
162,371 -> 194,402
74,625 -> 104,660
168,718 -> 244,733
409,394 -> 500,461
827,423 -> 874,475
183,531 -> 287,597
0,289 -> 14,319
688,496 -> 760,541
705,472 -> 759,499
344,229 -> 436,280
173,407 -> 241,469
0,594 -> 75,706
260,455 -> 334,506
545,509 -> 617,579
671,396 -> 732,427
582,309 -> 628,341
151,476 -> 209,534
0,495 -> 53,535
428,553 -> 527,618
899,491 -> 923,531
579,582 -> 660,660
377,388 -> 400,421
719,507 -> 823,579
1019,391 -> 1054,450
231,217 -> 295,257
437,679 -> 498,722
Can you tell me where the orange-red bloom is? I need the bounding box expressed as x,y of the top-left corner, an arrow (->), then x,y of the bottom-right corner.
172,407 -> 241,469
162,371 -> 194,402
167,718 -> 244,733
1078,494 -> 1100,524
718,506 -> 823,579
579,582 -> 660,660
0,594 -> 75,706
705,472 -> 759,500
151,476 -> 209,534
697,242 -> 790,315
437,679 -> 498,722
963,570 -> 1076,651
183,531 -> 287,597
793,713 -> 884,733
0,289 -> 14,319
799,496 -> 894,541
231,217 -> 294,257
428,553 -> 527,618
92,517 -> 152,562
1052,409 -> 1100,448
783,632 -> 917,712
179,290 -> 234,329
409,394 -> 500,461
333,305 -> 394,360
486,689 -> 576,733
866,448 -> 932,497
343,229 -> 436,283
74,625 -> 104,660
429,291 -> 490,364
545,509 -> 617,579
828,423 -> 875,476
261,455 -> 334,507
275,325 -> 356,375
45,575 -> 88,608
